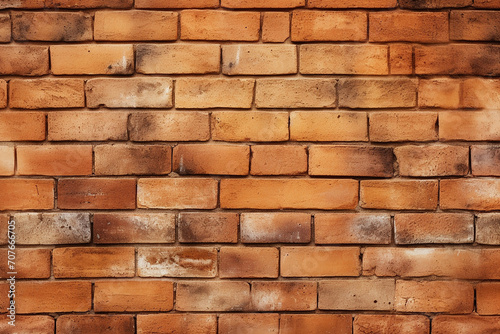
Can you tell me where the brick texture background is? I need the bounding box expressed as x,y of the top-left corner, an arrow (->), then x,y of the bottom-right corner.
0,0 -> 500,333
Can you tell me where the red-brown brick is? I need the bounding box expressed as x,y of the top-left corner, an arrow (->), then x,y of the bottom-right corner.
476,213 -> 500,245
308,0 -> 396,7
95,145 -> 171,175
240,212 -> 311,243
136,0 -> 218,8
222,0 -> 304,7
137,314 -> 217,334
220,247 -> 279,278
0,179 -> 54,211
251,145 -> 307,175
354,315 -> 430,334
178,212 -> 239,243
477,282 -> 500,315
176,281 -> 250,311
281,314 -> 352,334
418,78 -> 461,109
56,315 -> 135,334
218,314 -> 279,334
0,316 -> 54,334
0,45 -> 49,75
451,11 -> 500,41
0,248 -> 50,278
432,316 -> 500,334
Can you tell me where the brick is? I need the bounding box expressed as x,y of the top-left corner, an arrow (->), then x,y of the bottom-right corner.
95,281 -> 173,312
441,179 -> 500,211
137,44 -> 219,74
290,111 -> 368,141
58,178 -> 136,210
251,281 -> 317,311
212,111 -> 289,142
0,14 -> 11,42
477,282 -> 500,314
475,0 -> 500,7
476,214 -> 500,244
176,78 -> 254,109
16,281 -> 91,313
390,44 -> 413,75
354,315 -> 430,334
0,79 -> 6,108
0,45 -> 48,75
0,248 -> 50,278
219,314 -> 279,334
0,146 -> 14,176
251,145 -> 307,175
181,10 -> 260,41
138,178 -> 218,209
130,112 -> 209,142
418,79 -> 461,109
415,45 -> 500,75
319,279 -> 395,311
300,44 -> 388,75
138,247 -> 217,277
369,112 -> 438,142
395,145 -> 469,177
361,180 -> 438,210
281,314 -> 352,334
173,144 -> 250,175
12,212 -> 91,244
281,247 -> 360,277
178,212 -> 239,243
315,213 -> 391,244
0,316 -> 54,334
86,78 -> 172,108
222,0 -> 304,7
338,78 -> 417,108
12,12 -> 92,41
220,247 -> 279,278
93,213 -> 175,244
241,212 -> 311,243
95,11 -> 177,41
137,314 -> 217,334
10,78 -> 84,109
95,145 -> 171,175
363,247 -> 500,279
262,12 -> 290,42
51,45 -> 133,75
292,10 -> 367,41
433,316 -> 500,334
308,0 -> 396,7
222,45 -> 296,75
46,0 -> 133,8
400,0 -> 471,8
451,11 -> 500,41
17,145 -> 92,176
136,0 -> 219,8
395,213 -> 474,244
53,247 -> 135,278
56,315 -> 135,334
0,0 -> 44,9
221,179 -> 358,209
395,280 -> 473,313
462,78 -> 500,109
48,111 -> 128,141
309,145 -> 394,177
0,214 -> 7,246
440,111 -> 500,141
0,179 -> 54,211
176,281 -> 250,311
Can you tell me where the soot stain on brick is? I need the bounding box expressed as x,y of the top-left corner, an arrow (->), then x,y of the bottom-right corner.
59,15 -> 91,41
469,48 -> 500,76
454,163 -> 469,174
135,45 -> 154,68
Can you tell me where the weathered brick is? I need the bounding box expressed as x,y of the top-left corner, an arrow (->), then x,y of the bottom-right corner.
308,0 -> 396,7
251,145 -> 307,175
219,314 -> 279,334
262,12 -> 290,42
221,179 -> 358,209
0,14 -> 11,42
433,316 -> 500,334
137,314 -> 217,334
95,145 -> 171,175
390,44 -> 413,75
354,315 -> 430,334
95,11 -> 177,41
300,44 -> 388,75
462,78 -> 500,109
418,78 -> 461,109
0,179 -> 54,211
0,79 -> 6,108
400,0 -> 471,8
176,281 -> 250,311
10,78 -> 84,109
58,178 -> 136,210
0,45 -> 48,75
476,214 -> 500,245
223,45 -> 297,75
451,11 -> 500,41
181,10 -> 260,41
222,0 -> 304,7
220,247 -> 278,278
315,213 -> 391,244
440,111 -> 500,141
0,0 -> 45,9
281,314 -> 352,334
93,213 -> 175,244
138,178 -> 218,209
475,0 -> 500,7
53,247 -> 135,278
0,248 -> 50,278
0,214 -> 7,245
56,315 -> 135,334
395,145 -> 469,176
0,316 -> 54,334
292,10 -> 367,41
241,212 -> 311,243
369,112 -> 438,142
441,179 -> 500,211
0,146 -> 14,176
477,282 -> 500,315
178,212 -> 239,243
251,281 -> 317,311
46,0 -> 133,8
290,112 -> 368,141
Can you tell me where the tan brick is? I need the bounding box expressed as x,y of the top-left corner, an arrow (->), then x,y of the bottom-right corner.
440,111 -> 500,141
137,44 -> 219,74
251,145 -> 307,175
95,11 -> 177,41
281,314 -> 352,334
56,315 -> 135,334
477,282 -> 500,315
241,212 -> 311,243
462,78 -> 500,109
418,79 -> 461,109
451,11 -> 500,41
292,10 -> 367,41
46,0 -> 133,8
181,10 -> 260,41
178,212 -> 239,243
219,314 -> 279,334
223,44 -> 296,75
400,0 -> 471,7
222,0 -> 304,7
137,314 -> 217,334
308,0 -> 396,7
176,281 -> 250,311
220,247 -> 278,278
0,179 -> 54,211
476,214 -> 500,245
369,112 -> 438,142
0,248 -> 50,278
10,79 -> 84,109
0,45 -> 49,75
138,178 -> 218,209
136,0 -> 218,7
95,145 -> 171,175
354,315 -> 430,334
0,316 -> 54,334
251,281 -> 317,311
262,12 -> 290,42
433,316 -> 500,334
0,146 -> 14,176
0,14 -> 11,42
441,179 -> 500,211
472,146 -> 500,176
390,44 -> 413,75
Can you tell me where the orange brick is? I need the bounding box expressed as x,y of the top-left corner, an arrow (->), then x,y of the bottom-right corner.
281,314 -> 352,334
400,0 -> 471,8
309,145 -> 394,177
251,145 -> 307,175
17,145 -> 92,176
390,44 -> 413,75
290,111 -> 368,142
0,0 -> 44,9
475,0 -> 500,7
221,179 -> 358,209
179,212 -> 239,243
46,0 -> 133,8
138,178 -> 218,209
319,279 -> 395,311
0,179 -> 54,210
0,45 -> 48,75
241,212 -> 311,243
369,112 -> 438,142
219,314 -> 279,334
130,111 -> 210,142
220,247 -> 279,278
440,111 -> 500,141
10,78 -> 84,109
395,213 -> 474,244
48,111 -> 128,141
441,179 -> 500,211
0,248 -> 50,278
477,282 -> 500,314
251,281 -> 317,311
181,10 -> 260,41
462,78 -> 500,109
222,0 -> 304,7
12,11 -> 92,41
418,78 -> 461,109
451,11 -> 500,41
93,213 -> 175,244
173,144 -> 249,175
262,12 -> 290,42
56,315 -> 135,334
0,146 -> 14,176
53,247 -> 135,278
476,213 -> 500,244
95,144 -> 171,175
176,281 -> 250,311
223,44 -> 297,75
301,44 -> 388,75
212,111 -> 289,142
292,10 -> 367,41
0,14 -> 11,42
338,78 -> 417,108
0,316 -> 54,334
315,213 -> 391,244
95,11 -> 177,41
137,44 -> 219,74
95,281 -> 173,312
0,79 -> 6,108
395,280 -> 473,313
433,316 -> 500,334
137,314 -> 217,334
354,315 -> 430,334
136,0 -> 218,8
308,0 -> 396,7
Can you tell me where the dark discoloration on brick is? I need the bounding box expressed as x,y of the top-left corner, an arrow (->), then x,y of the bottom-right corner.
178,212 -> 239,243
13,12 -> 92,41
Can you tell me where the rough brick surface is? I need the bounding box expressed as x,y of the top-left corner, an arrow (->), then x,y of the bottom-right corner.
251,145 -> 308,175
10,79 -> 84,109
240,212 -> 311,243
281,314 -> 352,334
0,45 -> 49,75
433,316 -> 500,334
0,179 -> 54,210
369,112 -> 438,142
222,45 -> 297,75
219,314 -> 279,334
137,314 -> 217,334
354,315 -> 430,334
0,146 -> 14,176
251,281 -> 317,311
176,281 -> 250,311
56,315 -> 135,334
476,214 -> 500,245
220,247 -> 279,278
178,212 -> 239,243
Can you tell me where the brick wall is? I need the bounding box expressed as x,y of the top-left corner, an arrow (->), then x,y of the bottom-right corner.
0,0 -> 500,333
